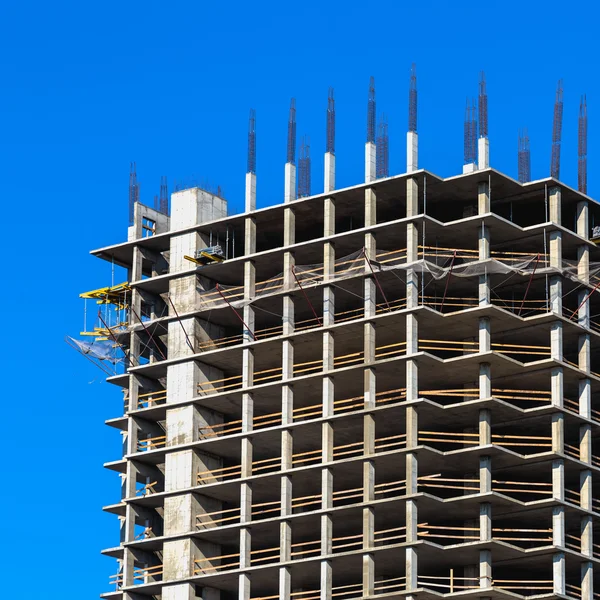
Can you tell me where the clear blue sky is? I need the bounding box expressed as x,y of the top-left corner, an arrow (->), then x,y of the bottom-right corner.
1,0 -> 597,597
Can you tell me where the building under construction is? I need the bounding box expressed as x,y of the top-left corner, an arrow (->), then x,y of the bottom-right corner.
80,70 -> 600,600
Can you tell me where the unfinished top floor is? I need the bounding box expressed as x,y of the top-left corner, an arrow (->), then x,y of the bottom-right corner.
91,168 -> 600,280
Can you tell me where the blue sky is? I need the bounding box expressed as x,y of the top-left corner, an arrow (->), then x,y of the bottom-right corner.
1,0 -> 597,597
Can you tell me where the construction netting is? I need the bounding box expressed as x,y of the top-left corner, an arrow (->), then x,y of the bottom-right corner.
185,246 -> 599,312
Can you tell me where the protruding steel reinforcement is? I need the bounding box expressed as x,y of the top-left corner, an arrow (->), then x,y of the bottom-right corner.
479,71 -> 488,138
159,176 -> 168,215
376,115 -> 389,179
367,76 -> 376,143
287,99 -> 297,165
326,88 -> 335,154
128,162 -> 139,226
408,63 -> 417,133
518,129 -> 531,184
298,136 -> 311,198
550,79 -> 563,179
247,109 -> 256,174
463,100 -> 477,164
578,95 -> 587,194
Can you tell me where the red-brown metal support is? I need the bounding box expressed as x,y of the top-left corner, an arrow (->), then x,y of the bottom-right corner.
363,248 -> 391,311
440,250 -> 458,312
166,295 -> 196,353
518,254 -> 541,316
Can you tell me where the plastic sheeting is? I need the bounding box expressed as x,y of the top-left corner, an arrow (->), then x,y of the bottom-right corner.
180,247 -> 600,313
66,336 -> 122,364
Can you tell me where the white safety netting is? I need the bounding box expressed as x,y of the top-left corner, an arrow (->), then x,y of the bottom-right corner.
66,336 -> 123,364
173,248 -> 600,312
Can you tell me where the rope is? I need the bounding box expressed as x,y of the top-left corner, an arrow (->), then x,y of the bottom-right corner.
292,266 -> 322,326
363,247 -> 391,311
130,305 -> 168,360
518,253 -> 541,316
440,249 -> 457,311
97,310 -> 136,368
216,284 -> 256,341
166,295 -> 196,353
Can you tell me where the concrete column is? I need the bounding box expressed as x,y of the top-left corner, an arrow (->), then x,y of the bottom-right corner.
479,503 -> 492,541
552,505 -> 565,547
581,515 -> 593,557
479,317 -> 491,353
551,413 -> 564,454
162,583 -> 197,600
479,549 -> 492,590
479,363 -> 491,400
580,469 -> 592,510
478,138 -> 490,171
553,552 -> 565,595
479,221 -> 490,306
365,142 -> 376,183
405,401 -> 418,589
284,163 -> 296,203
552,459 -> 564,501
478,181 -> 490,215
581,562 -> 594,600
280,204 -> 294,599
406,178 -> 419,309
407,131 -> 418,173
480,456 -> 491,494
579,378 -> 592,419
549,186 -> 561,225
245,172 -> 256,212
239,573 -> 251,600
551,367 -> 564,408
479,409 -> 491,446
550,321 -> 563,362
324,152 -> 335,193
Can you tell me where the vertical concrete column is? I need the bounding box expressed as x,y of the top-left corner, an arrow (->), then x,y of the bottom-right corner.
552,411 -> 564,457
239,223 -> 256,600
162,584 -> 197,600
324,152 -> 335,193
479,549 -> 492,591
478,138 -> 490,171
549,186 -> 561,225
478,223 -> 490,307
361,183 -> 377,597
406,178 -> 419,308
478,182 -> 491,309
405,405 -> 418,592
365,141 -> 376,183
479,503 -> 492,541
552,459 -> 565,502
480,456 -> 491,494
549,188 -> 563,320
577,200 -> 590,330
479,317 -> 491,353
321,371 -> 334,600
479,409 -> 491,446
129,247 -> 144,365
279,204 -> 295,600
405,175 -> 419,594
285,163 -> 296,204
407,131 -> 418,173
479,363 -> 491,400
323,196 -> 336,327
553,552 -> 565,595
478,181 -> 490,215
321,195 -> 335,600
581,561 -> 594,600
245,171 -> 256,213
